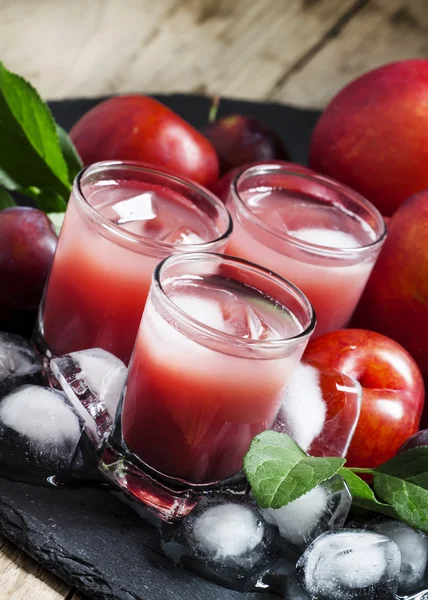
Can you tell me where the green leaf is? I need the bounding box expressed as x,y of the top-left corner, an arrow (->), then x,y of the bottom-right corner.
373,447 -> 428,533
0,187 -> 16,209
48,212 -> 65,235
0,62 -> 71,202
18,186 -> 67,213
243,431 -> 345,509
56,124 -> 82,182
339,468 -> 396,518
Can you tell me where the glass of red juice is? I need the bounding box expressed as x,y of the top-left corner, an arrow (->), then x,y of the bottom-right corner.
36,161 -> 232,364
100,251 -> 315,522
226,165 -> 386,337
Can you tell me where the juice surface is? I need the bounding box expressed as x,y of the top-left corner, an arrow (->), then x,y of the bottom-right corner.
122,274 -> 305,483
43,180 -> 220,363
227,188 -> 377,336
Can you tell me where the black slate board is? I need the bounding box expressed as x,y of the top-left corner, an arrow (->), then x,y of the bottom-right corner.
0,95 -> 320,600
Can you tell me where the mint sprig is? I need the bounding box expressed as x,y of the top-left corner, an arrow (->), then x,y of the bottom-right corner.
0,62 -> 82,213
244,431 -> 345,509
244,431 -> 428,534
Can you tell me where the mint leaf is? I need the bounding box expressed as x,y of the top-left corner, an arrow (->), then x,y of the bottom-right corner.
244,431 -> 344,509
17,186 -> 67,213
372,447 -> 428,533
339,468 -> 396,518
57,124 -> 82,182
0,187 -> 16,209
0,62 -> 71,201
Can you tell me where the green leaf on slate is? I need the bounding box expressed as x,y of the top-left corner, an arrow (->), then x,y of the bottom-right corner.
0,62 -> 71,201
373,447 -> 428,534
56,124 -> 83,182
338,467 -> 396,518
0,186 -> 16,209
243,431 -> 345,509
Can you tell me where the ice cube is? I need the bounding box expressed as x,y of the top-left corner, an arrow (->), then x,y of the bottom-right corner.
113,192 -> 157,224
0,385 -> 86,482
262,475 -> 352,549
70,348 -> 127,419
275,361 -> 361,457
369,519 -> 428,595
297,529 -> 401,600
289,227 -> 361,249
50,349 -> 127,447
0,332 -> 43,399
221,294 -> 270,340
172,293 -> 226,332
162,493 -> 284,592
162,226 -> 205,245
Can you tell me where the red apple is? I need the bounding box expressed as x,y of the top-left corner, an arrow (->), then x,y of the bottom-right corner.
309,59 -> 428,216
303,329 -> 424,469
352,191 -> 428,402
70,95 -> 219,187
209,160 -> 314,202
203,115 -> 290,174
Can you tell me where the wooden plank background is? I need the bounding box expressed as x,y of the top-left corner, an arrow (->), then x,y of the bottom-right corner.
0,0 -> 428,597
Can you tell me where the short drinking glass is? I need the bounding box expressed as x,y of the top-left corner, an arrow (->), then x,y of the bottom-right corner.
36,160 -> 232,364
100,251 -> 315,521
226,165 -> 386,337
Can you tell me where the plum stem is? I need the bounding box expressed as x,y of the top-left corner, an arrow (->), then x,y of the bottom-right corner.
208,96 -> 221,123
349,467 -> 376,475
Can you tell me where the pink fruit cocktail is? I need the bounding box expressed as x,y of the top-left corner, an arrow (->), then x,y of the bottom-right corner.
103,252 -> 315,520
226,166 -> 386,336
39,161 -> 232,364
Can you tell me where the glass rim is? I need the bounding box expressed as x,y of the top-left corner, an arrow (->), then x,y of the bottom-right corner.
73,160 -> 233,252
152,251 -> 316,351
231,164 -> 387,259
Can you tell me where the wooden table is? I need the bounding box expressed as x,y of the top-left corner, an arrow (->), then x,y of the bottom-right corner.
0,0 -> 427,597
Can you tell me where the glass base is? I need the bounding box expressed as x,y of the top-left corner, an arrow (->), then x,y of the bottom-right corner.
99,442 -> 248,523
32,306 -> 55,359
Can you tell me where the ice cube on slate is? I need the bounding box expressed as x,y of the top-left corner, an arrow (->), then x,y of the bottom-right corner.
262,475 -> 352,549
297,529 -> 401,600
369,519 -> 428,596
162,493 -> 285,592
0,385 -> 85,483
275,361 -> 362,457
50,348 -> 127,447
0,332 -> 43,398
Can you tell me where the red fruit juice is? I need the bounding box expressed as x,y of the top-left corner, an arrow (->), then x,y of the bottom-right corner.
121,273 -> 307,483
42,177 -> 224,364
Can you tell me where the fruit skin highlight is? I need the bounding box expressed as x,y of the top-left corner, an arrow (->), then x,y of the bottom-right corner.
304,329 -> 424,469
70,95 -> 219,187
352,190 -> 428,400
309,59 -> 428,216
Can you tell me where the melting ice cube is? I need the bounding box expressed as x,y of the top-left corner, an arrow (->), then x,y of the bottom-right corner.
0,385 -> 85,481
162,493 -> 284,592
369,519 -> 428,595
297,529 -> 401,600
262,475 -> 351,549
162,226 -> 205,245
0,332 -> 43,399
50,348 -> 127,447
275,361 -> 361,457
289,228 -> 361,249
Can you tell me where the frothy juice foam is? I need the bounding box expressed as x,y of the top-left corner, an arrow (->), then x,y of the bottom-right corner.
121,274 -> 305,483
227,187 -> 380,336
43,179 -> 223,364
